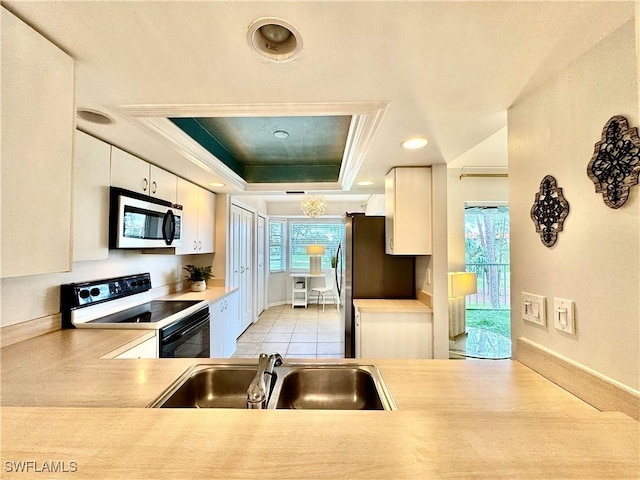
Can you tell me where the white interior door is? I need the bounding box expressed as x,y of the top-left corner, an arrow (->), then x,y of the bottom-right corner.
230,205 -> 242,336
257,215 -> 266,316
240,208 -> 254,332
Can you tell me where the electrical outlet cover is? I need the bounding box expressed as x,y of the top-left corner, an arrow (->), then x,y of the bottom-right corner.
521,292 -> 546,326
553,298 -> 575,334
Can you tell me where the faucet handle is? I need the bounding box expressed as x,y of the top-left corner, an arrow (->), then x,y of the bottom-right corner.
268,352 -> 284,369
247,353 -> 269,407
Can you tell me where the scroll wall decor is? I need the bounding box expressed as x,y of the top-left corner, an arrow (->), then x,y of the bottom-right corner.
587,115 -> 640,209
530,175 -> 570,247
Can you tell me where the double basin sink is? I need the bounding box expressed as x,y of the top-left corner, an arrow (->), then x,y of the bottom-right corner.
148,362 -> 397,410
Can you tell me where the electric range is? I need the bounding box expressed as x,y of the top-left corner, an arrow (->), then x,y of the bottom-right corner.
61,273 -> 211,358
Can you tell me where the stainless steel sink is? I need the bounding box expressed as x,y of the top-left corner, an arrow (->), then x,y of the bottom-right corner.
148,364 -> 270,408
148,362 -> 396,411
270,364 -> 396,410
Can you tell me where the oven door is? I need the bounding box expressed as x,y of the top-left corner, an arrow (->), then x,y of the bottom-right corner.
159,307 -> 210,358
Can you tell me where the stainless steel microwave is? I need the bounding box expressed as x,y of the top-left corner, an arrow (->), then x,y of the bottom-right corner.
109,187 -> 182,249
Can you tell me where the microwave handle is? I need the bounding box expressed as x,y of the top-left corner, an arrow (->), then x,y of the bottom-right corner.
162,210 -> 176,246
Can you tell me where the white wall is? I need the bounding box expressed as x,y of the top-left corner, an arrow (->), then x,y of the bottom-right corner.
0,250 -> 207,327
508,20 -> 639,389
447,170 -> 509,271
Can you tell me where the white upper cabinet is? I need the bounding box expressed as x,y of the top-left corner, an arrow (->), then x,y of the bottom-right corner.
1,8 -> 75,278
110,147 -> 177,203
385,167 -> 432,255
175,178 -> 215,255
197,187 -> 215,253
73,131 -> 111,262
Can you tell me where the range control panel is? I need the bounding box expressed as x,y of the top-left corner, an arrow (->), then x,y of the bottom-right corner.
61,273 -> 152,309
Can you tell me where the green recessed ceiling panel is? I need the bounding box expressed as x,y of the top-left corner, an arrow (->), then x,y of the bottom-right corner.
169,115 -> 350,183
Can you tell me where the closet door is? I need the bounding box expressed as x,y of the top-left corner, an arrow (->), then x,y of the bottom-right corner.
239,208 -> 254,332
230,205 -> 242,337
256,215 -> 266,316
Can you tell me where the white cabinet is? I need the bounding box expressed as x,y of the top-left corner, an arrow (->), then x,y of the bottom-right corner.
197,187 -> 215,253
210,291 -> 239,358
230,205 -> 254,336
385,167 -> 432,255
176,179 -> 215,255
73,131 -> 111,262
110,147 -> 177,203
291,275 -> 309,308
175,178 -> 215,255
100,334 -> 158,359
354,306 -> 433,359
1,8 -> 75,278
115,336 -> 158,359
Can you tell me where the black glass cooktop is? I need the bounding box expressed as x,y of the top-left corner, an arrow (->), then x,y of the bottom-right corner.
88,300 -> 201,324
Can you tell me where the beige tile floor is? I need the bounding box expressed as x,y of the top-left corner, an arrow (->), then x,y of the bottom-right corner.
233,303 -> 344,359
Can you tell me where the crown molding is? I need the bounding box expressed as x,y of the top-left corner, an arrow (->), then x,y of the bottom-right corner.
117,102 -> 389,192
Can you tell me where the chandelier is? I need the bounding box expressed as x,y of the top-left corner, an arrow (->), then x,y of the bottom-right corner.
300,194 -> 327,217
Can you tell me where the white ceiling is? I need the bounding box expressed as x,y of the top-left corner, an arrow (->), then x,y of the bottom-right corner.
3,0 -> 634,199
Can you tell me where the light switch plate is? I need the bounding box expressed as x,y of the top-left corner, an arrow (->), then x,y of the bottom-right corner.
553,298 -> 575,334
521,292 -> 546,326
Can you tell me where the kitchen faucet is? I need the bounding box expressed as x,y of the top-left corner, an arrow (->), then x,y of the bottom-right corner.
246,352 -> 283,409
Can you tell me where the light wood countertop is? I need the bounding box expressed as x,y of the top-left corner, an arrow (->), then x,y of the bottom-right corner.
1,327 -> 638,478
354,298 -> 433,313
161,285 -> 237,303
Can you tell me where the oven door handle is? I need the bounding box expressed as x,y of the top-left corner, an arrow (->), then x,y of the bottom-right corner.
162,316 -> 209,345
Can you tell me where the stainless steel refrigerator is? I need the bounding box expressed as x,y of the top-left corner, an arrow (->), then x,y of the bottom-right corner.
344,213 -> 415,357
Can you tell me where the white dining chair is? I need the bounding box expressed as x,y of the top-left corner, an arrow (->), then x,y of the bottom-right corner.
310,271 -> 339,312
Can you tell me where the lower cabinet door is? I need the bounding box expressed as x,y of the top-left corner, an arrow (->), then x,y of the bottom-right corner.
115,336 -> 158,359
223,292 -> 239,357
209,301 -> 224,358
360,312 -> 433,359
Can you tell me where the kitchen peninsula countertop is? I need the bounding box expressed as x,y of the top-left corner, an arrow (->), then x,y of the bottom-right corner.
1,316 -> 638,478
353,298 -> 433,312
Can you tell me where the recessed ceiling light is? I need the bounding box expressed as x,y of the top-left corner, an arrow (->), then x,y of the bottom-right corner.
401,136 -> 429,150
209,182 -> 225,187
357,181 -> 374,186
273,130 -> 289,139
77,108 -> 114,125
247,17 -> 302,62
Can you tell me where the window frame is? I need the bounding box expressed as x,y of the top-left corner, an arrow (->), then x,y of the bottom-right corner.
268,218 -> 287,273
287,219 -> 345,272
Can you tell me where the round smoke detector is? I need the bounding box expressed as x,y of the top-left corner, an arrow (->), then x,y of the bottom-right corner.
247,18 -> 302,62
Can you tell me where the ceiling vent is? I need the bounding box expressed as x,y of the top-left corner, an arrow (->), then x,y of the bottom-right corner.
247,18 -> 302,62
77,108 -> 114,125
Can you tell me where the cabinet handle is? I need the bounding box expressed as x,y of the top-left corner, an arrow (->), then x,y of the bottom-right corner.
142,178 -> 148,192
193,241 -> 197,251
198,241 -> 202,251
389,238 -> 394,251
151,181 -> 157,194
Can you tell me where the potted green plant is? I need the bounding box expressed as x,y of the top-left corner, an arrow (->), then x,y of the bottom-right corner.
183,264 -> 213,292
330,255 -> 338,269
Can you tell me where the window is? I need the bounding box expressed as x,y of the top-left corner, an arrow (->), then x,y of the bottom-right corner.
269,220 -> 286,272
289,221 -> 345,270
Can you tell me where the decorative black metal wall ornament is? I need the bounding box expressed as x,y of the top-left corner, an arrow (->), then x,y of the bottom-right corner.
530,175 -> 570,247
587,115 -> 640,209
